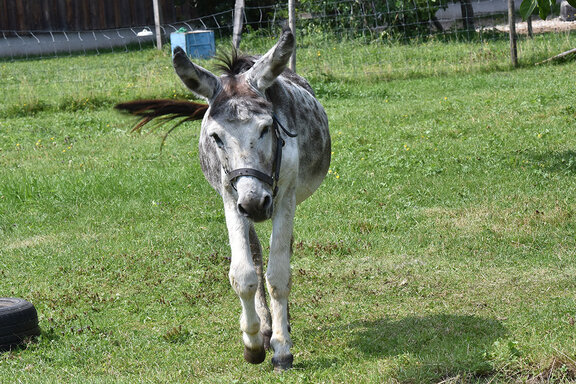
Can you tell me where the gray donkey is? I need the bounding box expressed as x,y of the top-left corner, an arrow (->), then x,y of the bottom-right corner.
117,28 -> 331,371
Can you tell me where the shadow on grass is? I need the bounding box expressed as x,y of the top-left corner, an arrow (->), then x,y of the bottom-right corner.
299,314 -> 506,381
525,150 -> 576,175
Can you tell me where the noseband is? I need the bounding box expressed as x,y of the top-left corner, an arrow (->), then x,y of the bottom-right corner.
226,114 -> 297,197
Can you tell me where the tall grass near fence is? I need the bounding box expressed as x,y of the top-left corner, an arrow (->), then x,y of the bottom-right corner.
2,30 -> 576,118
2,32 -> 576,382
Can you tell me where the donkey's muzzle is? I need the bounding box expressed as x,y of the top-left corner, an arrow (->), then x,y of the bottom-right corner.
237,192 -> 272,222
227,167 -> 275,222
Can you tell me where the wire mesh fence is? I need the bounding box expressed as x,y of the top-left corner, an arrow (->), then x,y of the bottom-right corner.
0,0 -> 546,60
0,10 -> 234,61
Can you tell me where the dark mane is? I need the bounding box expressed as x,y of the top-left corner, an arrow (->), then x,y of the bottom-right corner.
214,49 -> 258,76
213,49 -> 315,96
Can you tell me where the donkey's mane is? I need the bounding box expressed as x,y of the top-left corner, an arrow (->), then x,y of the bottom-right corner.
214,49 -> 258,76
213,49 -> 314,96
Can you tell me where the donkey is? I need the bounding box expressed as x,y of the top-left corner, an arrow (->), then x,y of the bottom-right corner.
116,28 -> 330,371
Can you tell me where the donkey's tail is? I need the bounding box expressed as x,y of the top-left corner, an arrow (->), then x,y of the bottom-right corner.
115,99 -> 208,133
115,99 -> 208,151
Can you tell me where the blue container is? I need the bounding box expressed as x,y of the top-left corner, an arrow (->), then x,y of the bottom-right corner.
170,30 -> 215,59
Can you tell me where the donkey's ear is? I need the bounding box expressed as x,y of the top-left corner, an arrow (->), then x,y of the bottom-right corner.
246,28 -> 295,92
173,47 -> 221,100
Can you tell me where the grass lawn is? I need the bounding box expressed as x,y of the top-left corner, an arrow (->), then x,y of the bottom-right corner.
1,32 -> 576,383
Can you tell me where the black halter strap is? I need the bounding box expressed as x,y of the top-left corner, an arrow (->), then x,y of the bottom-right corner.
226,114 -> 297,197
226,168 -> 274,189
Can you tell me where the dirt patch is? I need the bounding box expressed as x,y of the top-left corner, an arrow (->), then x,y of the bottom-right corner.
493,17 -> 576,34
6,234 -> 56,250
423,204 -> 572,236
423,206 -> 515,235
527,356 -> 576,383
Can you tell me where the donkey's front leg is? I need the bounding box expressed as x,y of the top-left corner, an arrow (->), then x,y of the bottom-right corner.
223,195 -> 265,364
267,192 -> 296,371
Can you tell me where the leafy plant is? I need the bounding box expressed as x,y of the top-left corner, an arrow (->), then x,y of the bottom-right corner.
519,0 -> 576,20
297,0 -> 449,39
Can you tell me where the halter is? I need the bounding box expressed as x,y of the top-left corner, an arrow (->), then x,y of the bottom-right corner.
226,114 -> 297,197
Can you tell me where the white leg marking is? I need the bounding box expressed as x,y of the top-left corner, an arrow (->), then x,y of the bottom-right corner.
223,191 -> 263,353
266,191 -> 296,365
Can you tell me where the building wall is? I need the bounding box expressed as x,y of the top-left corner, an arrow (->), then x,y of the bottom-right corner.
0,0 -> 198,31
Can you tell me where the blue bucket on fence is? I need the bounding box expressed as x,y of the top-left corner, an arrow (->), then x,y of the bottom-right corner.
170,30 -> 215,59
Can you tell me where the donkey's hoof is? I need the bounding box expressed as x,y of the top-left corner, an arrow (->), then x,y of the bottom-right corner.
244,346 -> 266,365
262,330 -> 272,351
272,354 -> 294,372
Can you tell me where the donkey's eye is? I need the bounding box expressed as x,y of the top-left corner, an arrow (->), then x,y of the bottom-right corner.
259,126 -> 270,139
211,133 -> 224,148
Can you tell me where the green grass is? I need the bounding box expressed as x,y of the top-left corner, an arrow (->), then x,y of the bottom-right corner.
1,32 -> 576,383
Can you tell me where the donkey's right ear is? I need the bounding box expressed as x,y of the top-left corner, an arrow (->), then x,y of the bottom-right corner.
173,47 -> 221,101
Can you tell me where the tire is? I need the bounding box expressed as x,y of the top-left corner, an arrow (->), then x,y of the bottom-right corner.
0,298 -> 41,351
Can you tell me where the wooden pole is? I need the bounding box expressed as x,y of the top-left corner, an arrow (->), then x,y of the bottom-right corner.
232,0 -> 245,49
536,47 -> 576,65
288,0 -> 296,72
153,0 -> 162,50
508,0 -> 518,67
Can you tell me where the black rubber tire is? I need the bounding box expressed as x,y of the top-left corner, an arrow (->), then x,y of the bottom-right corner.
0,298 -> 41,351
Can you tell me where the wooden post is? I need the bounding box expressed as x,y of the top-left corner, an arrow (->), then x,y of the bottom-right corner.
288,0 -> 296,72
153,0 -> 162,50
508,0 -> 518,67
459,0 -> 475,31
233,0 -> 245,49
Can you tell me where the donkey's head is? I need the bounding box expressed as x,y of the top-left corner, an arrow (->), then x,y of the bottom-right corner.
173,29 -> 295,222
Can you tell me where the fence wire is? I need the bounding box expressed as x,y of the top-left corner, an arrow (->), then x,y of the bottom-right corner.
0,0 -> 542,60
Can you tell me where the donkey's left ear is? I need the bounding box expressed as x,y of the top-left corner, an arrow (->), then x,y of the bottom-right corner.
173,46 -> 221,100
246,28 -> 295,92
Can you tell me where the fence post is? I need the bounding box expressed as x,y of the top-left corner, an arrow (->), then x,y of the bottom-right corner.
153,0 -> 162,50
508,0 -> 518,66
288,0 -> 296,72
233,0 -> 245,49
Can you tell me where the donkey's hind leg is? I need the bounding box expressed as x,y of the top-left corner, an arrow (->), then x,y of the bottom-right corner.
249,225 -> 273,351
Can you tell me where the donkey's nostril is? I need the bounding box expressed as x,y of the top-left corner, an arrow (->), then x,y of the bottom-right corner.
262,195 -> 271,210
237,203 -> 249,217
